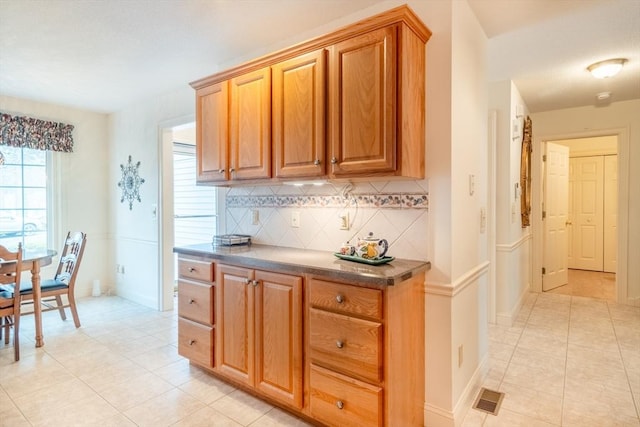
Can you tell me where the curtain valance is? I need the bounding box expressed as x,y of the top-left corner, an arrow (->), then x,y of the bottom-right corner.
0,112 -> 74,153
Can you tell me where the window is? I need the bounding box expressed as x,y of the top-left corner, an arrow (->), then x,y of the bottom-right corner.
173,143 -> 218,246
0,146 -> 49,250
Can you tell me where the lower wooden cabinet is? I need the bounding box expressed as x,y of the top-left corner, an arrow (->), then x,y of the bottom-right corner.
216,264 -> 303,409
177,258 -> 425,426
177,257 -> 215,369
309,364 -> 383,427
178,318 -> 214,367
306,275 -> 425,426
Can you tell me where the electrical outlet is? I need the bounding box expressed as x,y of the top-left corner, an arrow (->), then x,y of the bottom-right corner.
252,209 -> 259,225
339,213 -> 349,230
291,211 -> 300,228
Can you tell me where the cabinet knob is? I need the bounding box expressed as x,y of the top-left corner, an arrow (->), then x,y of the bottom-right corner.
189,339 -> 196,346
218,169 -> 225,174
230,167 -> 235,173
335,294 -> 344,304
189,299 -> 195,304
252,280 -> 259,287
314,159 -> 321,166
336,340 -> 344,349
336,400 -> 344,410
331,157 -> 338,164
189,267 -> 196,272
245,278 -> 252,285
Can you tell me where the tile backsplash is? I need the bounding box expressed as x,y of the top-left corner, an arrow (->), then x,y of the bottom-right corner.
225,180 -> 429,261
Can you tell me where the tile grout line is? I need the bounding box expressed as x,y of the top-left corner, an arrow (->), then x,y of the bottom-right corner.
559,296 -> 574,427
607,300 -> 640,421
481,292 -> 537,426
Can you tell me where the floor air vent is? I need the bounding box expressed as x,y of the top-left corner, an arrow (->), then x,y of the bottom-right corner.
473,388 -> 504,416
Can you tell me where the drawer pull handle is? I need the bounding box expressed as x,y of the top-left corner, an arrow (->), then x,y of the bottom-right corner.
189,267 -> 196,272
336,340 -> 344,349
336,400 -> 344,410
335,294 -> 344,304
189,299 -> 195,304
189,340 -> 196,346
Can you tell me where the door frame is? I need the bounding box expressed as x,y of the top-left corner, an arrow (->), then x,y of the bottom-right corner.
157,114 -> 195,311
531,127 -> 629,303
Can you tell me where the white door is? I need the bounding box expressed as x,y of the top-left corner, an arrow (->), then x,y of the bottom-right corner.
543,143 -> 570,291
603,155 -> 618,273
570,156 -> 604,271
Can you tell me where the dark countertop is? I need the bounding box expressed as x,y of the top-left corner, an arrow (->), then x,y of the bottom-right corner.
173,243 -> 430,286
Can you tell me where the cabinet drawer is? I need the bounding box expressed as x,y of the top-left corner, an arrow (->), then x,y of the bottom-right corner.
309,278 -> 382,320
178,318 -> 214,367
310,364 -> 382,427
178,281 -> 214,325
309,308 -> 382,383
178,258 -> 214,282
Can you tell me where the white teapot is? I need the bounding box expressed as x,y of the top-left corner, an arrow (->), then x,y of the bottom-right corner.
356,232 -> 389,259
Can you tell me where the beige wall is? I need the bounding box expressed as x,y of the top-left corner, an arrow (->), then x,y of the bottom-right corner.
0,95 -> 110,298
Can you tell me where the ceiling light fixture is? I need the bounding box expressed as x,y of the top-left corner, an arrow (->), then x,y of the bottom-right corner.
587,58 -> 627,79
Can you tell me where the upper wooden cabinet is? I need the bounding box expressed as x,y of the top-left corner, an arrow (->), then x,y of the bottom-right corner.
191,5 -> 431,184
195,82 -> 229,182
230,67 -> 272,180
328,26 -> 396,177
272,50 -> 326,178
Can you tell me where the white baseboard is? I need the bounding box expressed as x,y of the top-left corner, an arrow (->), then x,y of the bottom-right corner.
115,285 -> 157,309
453,353 -> 490,426
496,282 -> 530,327
424,351 -> 490,426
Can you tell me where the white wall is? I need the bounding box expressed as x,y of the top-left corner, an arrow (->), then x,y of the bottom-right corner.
422,0 -> 490,425
489,81 -> 532,326
531,99 -> 640,305
109,88 -> 193,308
0,95 -> 110,298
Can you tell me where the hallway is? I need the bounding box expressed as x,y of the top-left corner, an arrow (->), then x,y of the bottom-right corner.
463,292 -> 639,426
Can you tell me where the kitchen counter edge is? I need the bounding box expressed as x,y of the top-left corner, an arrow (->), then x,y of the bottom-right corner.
173,243 -> 430,287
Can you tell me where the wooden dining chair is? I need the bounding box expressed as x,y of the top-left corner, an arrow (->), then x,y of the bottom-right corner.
19,232 -> 87,328
0,243 -> 23,361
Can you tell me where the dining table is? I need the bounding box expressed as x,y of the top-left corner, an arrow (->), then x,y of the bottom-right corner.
18,248 -> 57,347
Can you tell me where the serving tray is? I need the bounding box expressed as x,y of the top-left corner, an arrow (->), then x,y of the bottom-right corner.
333,253 -> 395,265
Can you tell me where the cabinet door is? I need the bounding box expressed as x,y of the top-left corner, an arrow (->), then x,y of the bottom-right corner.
230,67 -> 271,180
272,50 -> 326,178
196,82 -> 229,182
329,26 -> 397,177
254,270 -> 303,408
216,264 -> 254,386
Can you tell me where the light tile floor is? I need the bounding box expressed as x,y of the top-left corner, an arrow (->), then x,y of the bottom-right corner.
0,297 -> 312,427
462,292 -> 640,426
1,292 -> 638,427
547,269 -> 616,301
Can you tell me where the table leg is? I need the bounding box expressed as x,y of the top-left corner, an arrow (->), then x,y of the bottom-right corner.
31,261 -> 44,347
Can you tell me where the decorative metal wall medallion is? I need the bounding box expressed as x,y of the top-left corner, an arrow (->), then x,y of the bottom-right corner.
118,155 -> 145,210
